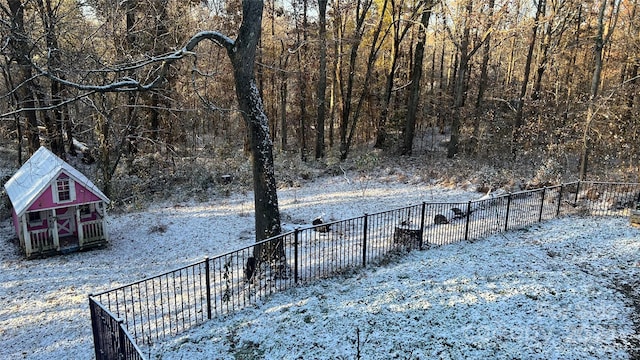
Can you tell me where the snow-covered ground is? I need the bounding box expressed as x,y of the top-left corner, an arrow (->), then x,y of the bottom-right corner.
0,176 -> 638,359
154,216 -> 640,360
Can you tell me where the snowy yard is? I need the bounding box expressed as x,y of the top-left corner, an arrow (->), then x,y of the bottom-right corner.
0,176 -> 638,359
153,216 -> 639,360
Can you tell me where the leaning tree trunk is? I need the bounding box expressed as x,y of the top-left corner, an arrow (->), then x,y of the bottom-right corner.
402,4 -> 433,156
227,1 -> 283,257
579,0 -> 619,180
512,0 -> 545,153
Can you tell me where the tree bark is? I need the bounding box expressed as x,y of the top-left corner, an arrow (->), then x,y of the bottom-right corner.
315,0 -> 328,159
279,41 -> 290,151
36,0 -> 65,156
226,1 -> 282,244
579,0 -> 620,180
374,0 -> 397,149
6,0 -> 40,155
512,0 -> 545,151
339,0 -> 384,161
447,0 -> 473,158
125,0 -> 138,158
295,0 -> 309,161
401,3 -> 433,156
339,1 -> 370,160
472,0 -> 494,153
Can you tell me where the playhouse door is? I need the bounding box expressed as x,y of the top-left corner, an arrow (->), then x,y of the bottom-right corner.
56,210 -> 76,238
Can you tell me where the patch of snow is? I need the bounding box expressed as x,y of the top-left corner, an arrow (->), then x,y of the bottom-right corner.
155,217 -> 639,359
0,176 -> 637,359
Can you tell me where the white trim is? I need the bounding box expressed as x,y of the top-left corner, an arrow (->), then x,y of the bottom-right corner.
22,214 -> 32,257
77,207 -> 84,247
52,208 -> 60,251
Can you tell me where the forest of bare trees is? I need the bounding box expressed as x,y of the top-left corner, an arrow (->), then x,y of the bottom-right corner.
1,0 -> 639,201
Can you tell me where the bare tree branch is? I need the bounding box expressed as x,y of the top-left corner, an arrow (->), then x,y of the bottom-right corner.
1,31 -> 236,118
34,31 -> 235,93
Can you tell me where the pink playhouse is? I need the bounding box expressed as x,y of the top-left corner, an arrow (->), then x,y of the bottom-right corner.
4,146 -> 110,258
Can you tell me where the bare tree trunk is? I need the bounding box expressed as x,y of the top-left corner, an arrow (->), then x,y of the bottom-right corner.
579,0 -> 620,180
315,0 -> 328,159
562,4 -> 582,123
296,0 -> 309,161
532,6 -> 551,102
1,63 -> 24,164
340,0 -> 385,161
447,0 -> 472,158
279,41 -> 290,151
149,1 -> 171,144
512,0 -> 545,151
228,1 -> 282,246
7,0 -> 40,155
505,1 -> 520,88
125,0 -> 138,158
402,3 -> 434,156
374,0 -> 399,149
472,0 -> 495,153
37,0 -> 65,156
330,0 -> 343,150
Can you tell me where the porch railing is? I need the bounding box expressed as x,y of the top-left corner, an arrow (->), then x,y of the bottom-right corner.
82,220 -> 106,244
29,228 -> 54,252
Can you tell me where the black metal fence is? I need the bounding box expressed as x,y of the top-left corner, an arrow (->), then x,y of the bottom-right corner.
89,181 -> 640,359
89,297 -> 144,360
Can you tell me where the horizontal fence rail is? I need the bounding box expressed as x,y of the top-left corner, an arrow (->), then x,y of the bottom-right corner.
89,181 -> 640,359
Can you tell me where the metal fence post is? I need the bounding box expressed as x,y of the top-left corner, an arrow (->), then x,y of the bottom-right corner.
419,202 -> 426,250
204,257 -> 211,320
574,181 -> 581,205
294,228 -> 299,283
538,187 -> 546,222
89,296 -> 102,360
464,201 -> 471,241
504,193 -> 512,231
556,184 -> 564,217
118,319 -> 126,359
362,214 -> 368,267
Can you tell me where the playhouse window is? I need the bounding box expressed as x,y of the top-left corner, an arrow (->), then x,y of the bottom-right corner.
28,212 -> 43,226
58,179 -> 70,200
80,204 -> 93,219
54,178 -> 75,203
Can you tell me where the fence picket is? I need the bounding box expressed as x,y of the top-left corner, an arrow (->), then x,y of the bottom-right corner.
419,202 -> 426,250
294,229 -> 299,283
362,214 -> 368,267
539,187 -> 546,222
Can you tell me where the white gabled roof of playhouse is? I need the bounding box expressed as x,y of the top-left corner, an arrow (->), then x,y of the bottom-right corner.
3,146 -> 109,217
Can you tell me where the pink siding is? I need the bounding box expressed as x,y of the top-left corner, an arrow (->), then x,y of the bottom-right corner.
26,173 -> 102,212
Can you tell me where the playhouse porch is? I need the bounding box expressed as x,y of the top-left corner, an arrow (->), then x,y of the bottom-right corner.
20,205 -> 108,258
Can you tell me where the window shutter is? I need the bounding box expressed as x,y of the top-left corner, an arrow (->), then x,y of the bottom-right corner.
69,180 -> 76,201
52,183 -> 59,203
